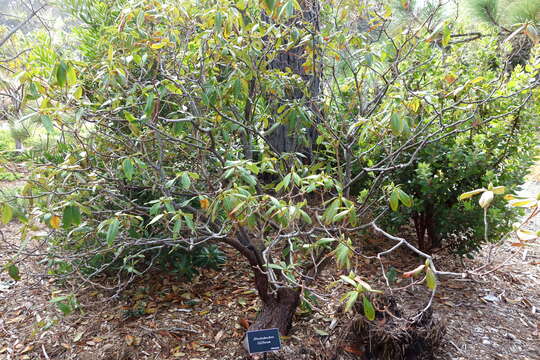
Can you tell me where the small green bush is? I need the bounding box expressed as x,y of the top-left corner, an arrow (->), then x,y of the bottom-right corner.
381,54 -> 540,254
0,186 -> 28,222
48,242 -> 226,282
0,129 -> 15,152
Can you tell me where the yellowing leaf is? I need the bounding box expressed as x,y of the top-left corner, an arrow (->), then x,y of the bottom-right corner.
1,203 -> 13,224
458,188 -> 485,201
50,215 -> 61,229
125,335 -> 135,346
425,267 -> 437,290
516,229 -> 538,241
470,76 -> 485,84
406,98 -> 420,112
200,198 -> 210,209
403,264 -> 425,278
151,42 -> 167,49
510,199 -> 536,208
397,189 -> 412,207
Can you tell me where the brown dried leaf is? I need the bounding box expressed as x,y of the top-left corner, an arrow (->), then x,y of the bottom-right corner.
239,318 -> 250,329
125,335 -> 134,346
20,345 -> 33,354
214,329 -> 225,343
343,345 -> 364,355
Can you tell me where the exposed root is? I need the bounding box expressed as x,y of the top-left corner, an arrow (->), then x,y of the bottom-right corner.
333,294 -> 446,360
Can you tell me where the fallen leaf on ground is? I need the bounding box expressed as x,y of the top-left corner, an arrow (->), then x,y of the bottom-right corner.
239,318 -> 250,329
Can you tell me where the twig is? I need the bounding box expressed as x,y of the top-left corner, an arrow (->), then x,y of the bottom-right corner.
41,344 -> 50,360
139,325 -> 198,334
0,4 -> 47,48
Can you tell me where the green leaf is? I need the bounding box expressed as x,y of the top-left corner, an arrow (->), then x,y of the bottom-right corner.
265,263 -> 284,270
344,291 -> 358,312
292,172 -> 301,186
62,205 -> 81,228
136,10 -> 145,28
397,189 -> 412,207
389,190 -> 399,211
442,24 -> 451,47
41,115 -> 54,134
299,210 -> 312,224
241,173 -> 257,187
335,240 -> 352,270
390,113 -> 404,135
183,213 -> 195,231
1,203 -> 13,224
180,172 -> 191,190
106,219 -> 120,246
262,0 -> 276,13
56,61 -> 68,87
425,267 -> 437,290
340,274 -> 358,287
323,198 -> 341,224
314,328 -> 329,336
144,93 -> 155,118
148,213 -> 164,226
6,263 -> 20,281
277,173 -> 291,192
66,65 -> 77,86
316,237 -> 335,247
386,267 -> 397,284
362,295 -> 376,320
56,302 -> 73,316
122,158 -> 135,181
172,218 -> 182,237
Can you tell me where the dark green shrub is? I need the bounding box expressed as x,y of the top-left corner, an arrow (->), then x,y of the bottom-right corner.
380,46 -> 540,254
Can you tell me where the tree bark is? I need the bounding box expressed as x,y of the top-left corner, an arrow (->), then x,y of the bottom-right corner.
413,206 -> 441,251
265,0 -> 321,162
249,287 -> 301,336
412,211 -> 426,252
223,228 -> 301,337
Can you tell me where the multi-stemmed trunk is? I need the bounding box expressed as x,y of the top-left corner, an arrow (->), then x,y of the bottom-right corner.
412,205 -> 442,252
224,229 -> 301,336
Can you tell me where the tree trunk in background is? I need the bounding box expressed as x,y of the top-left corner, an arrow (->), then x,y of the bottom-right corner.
413,206 -> 441,252
266,0 -> 321,163
15,138 -> 22,150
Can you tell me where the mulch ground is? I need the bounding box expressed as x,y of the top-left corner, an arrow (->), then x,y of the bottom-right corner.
1,176 -> 539,360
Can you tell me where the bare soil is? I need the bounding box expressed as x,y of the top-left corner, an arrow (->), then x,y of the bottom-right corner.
1,177 -> 539,360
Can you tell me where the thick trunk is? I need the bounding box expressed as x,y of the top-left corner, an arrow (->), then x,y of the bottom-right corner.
249,287 -> 301,336
225,228 -> 301,337
265,0 -> 321,162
